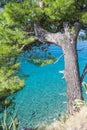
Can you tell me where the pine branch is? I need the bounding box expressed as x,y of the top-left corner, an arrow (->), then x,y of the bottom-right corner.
34,23 -> 64,47
80,64 -> 87,83
74,22 -> 82,40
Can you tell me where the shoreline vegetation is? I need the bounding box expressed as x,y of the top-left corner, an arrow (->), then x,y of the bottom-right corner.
0,75 -> 24,108
0,105 -> 87,130
35,105 -> 87,130
0,73 -> 24,99
0,61 -> 25,101
0,82 -> 24,100
0,77 -> 24,100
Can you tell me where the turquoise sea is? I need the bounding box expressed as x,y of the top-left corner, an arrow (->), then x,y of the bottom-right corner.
1,40 -> 87,129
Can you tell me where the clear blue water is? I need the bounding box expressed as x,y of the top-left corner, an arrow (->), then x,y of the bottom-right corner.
1,40 -> 87,129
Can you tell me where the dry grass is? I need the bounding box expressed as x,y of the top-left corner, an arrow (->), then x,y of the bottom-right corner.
36,106 -> 87,130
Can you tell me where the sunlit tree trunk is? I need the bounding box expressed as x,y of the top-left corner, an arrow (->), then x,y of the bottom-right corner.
62,37 -> 83,114
34,22 -> 83,114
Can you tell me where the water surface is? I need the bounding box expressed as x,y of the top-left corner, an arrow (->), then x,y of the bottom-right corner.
1,41 -> 87,129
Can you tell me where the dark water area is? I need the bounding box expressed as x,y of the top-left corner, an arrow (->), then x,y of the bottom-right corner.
0,40 -> 87,129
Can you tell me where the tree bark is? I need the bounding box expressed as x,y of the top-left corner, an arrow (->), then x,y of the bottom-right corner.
34,22 -> 83,114
62,23 -> 83,114
62,40 -> 83,114
34,23 -> 64,47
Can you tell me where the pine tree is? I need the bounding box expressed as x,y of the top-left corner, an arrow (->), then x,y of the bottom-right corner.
0,0 -> 87,114
0,0 -> 35,99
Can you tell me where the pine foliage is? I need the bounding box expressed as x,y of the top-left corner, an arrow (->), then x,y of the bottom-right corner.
0,0 -> 87,99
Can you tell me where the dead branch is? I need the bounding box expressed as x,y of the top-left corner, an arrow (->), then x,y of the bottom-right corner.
54,54 -> 64,64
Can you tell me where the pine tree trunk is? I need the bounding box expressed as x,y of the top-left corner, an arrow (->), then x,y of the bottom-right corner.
34,22 -> 83,114
62,40 -> 83,114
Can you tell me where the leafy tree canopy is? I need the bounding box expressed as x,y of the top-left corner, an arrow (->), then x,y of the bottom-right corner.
1,0 -> 87,32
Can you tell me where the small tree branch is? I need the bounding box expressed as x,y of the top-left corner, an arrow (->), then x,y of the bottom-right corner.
74,22 -> 81,39
34,23 -> 64,47
54,53 -> 64,64
63,22 -> 71,38
80,64 -> 87,83
20,44 -> 26,50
